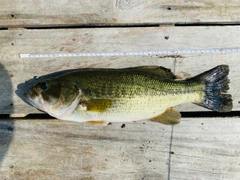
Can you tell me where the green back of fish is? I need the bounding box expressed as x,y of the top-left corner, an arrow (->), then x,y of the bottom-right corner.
57,67 -> 203,108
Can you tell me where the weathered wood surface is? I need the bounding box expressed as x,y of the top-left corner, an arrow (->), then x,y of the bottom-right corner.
1,0 -> 240,27
0,117 -> 239,179
171,117 -> 240,180
0,26 -> 239,114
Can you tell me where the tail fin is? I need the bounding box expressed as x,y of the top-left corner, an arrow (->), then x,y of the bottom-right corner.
189,65 -> 232,112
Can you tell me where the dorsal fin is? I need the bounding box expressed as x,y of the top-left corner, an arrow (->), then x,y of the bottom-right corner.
131,66 -> 176,79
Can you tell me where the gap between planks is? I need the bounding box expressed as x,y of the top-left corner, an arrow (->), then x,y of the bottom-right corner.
2,23 -> 240,31
0,111 -> 239,119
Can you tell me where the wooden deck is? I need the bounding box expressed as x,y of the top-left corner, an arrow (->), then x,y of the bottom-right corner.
1,1 -> 240,180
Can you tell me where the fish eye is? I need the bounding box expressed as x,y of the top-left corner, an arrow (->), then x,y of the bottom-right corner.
39,82 -> 47,90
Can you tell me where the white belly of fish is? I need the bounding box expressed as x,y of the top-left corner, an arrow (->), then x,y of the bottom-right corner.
56,96 -> 174,123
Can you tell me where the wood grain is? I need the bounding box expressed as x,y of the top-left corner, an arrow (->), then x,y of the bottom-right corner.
0,1 -> 239,180
171,117 -> 240,180
0,117 -> 239,179
0,26 -> 239,114
0,119 -> 172,180
0,0 -> 240,27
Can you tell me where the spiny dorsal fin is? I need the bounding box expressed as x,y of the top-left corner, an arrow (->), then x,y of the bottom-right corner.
131,66 -> 176,79
149,108 -> 181,125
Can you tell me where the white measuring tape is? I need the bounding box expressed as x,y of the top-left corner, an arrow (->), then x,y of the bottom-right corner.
19,48 -> 240,58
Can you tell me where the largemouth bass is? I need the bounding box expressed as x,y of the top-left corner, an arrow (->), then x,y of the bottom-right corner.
24,65 -> 232,125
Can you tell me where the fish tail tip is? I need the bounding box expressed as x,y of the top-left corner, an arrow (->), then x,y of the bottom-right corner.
194,64 -> 232,112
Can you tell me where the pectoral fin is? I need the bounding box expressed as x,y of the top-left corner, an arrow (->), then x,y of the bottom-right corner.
79,99 -> 112,112
150,108 -> 181,125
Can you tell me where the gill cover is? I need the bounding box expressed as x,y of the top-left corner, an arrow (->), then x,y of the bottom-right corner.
35,80 -> 62,105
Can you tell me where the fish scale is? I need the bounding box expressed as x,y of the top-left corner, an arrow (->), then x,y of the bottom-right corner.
23,65 -> 232,125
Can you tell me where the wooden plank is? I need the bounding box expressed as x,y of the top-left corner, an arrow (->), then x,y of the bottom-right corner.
0,119 -> 172,180
1,117 -> 239,179
0,27 -> 176,115
0,26 -> 240,115
170,117 -> 240,180
1,0 -> 240,27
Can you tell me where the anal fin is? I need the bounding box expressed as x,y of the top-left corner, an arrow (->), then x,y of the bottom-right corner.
150,108 -> 181,125
86,120 -> 110,126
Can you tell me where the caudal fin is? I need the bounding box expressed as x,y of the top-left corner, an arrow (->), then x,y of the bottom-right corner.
190,65 -> 232,112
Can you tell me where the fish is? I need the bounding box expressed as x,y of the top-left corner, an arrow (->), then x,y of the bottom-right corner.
23,65 -> 232,125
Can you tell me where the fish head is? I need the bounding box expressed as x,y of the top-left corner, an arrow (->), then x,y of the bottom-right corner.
24,79 -> 62,112
24,78 -> 80,118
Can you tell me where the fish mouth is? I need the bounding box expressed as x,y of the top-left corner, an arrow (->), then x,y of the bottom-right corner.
23,88 -> 34,101
23,91 -> 36,107
23,90 -> 42,111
